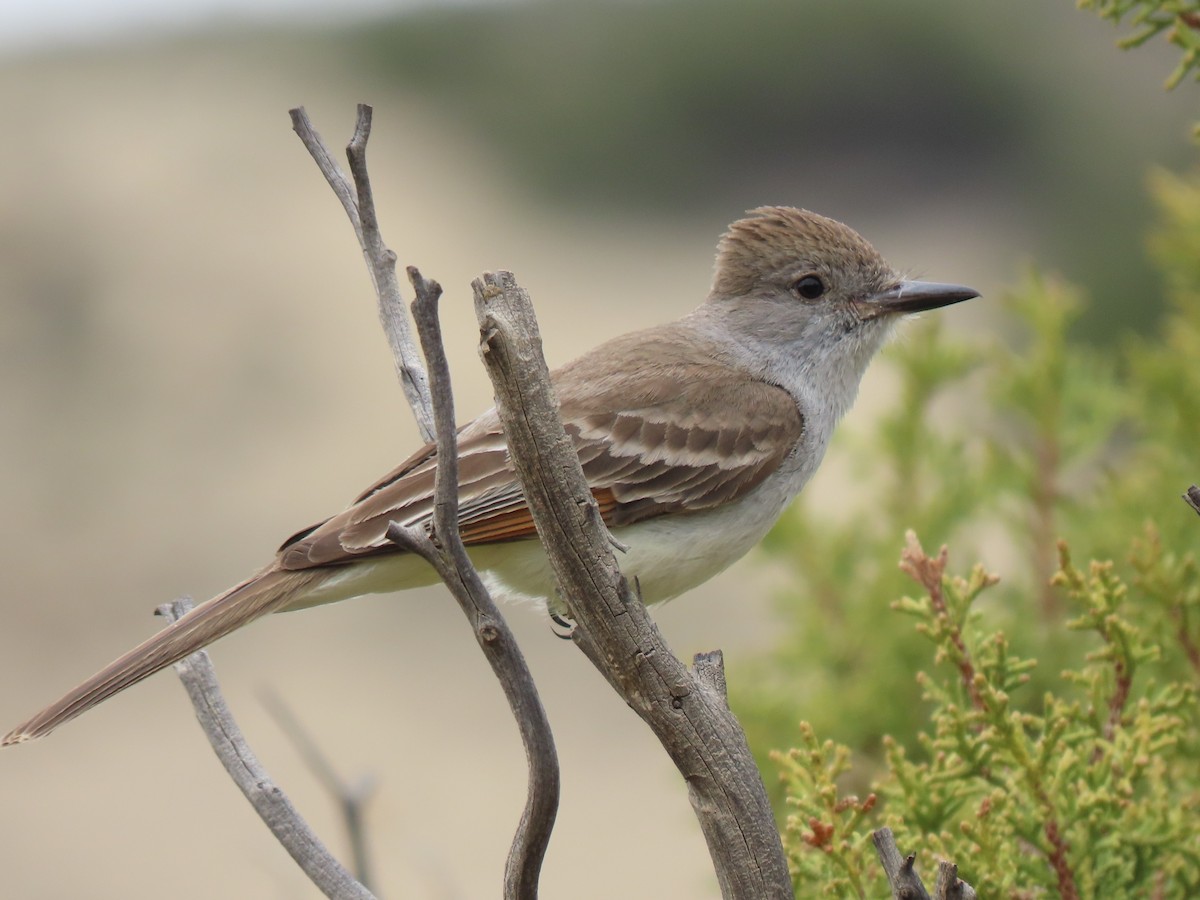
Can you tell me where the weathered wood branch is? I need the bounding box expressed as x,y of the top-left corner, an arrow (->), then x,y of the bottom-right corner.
260,690 -> 379,890
291,107 -> 559,898
389,266 -> 560,898
472,270 -> 792,899
289,104 -> 435,441
159,599 -> 375,900
873,827 -> 931,900
872,827 -> 977,900
934,861 -> 978,900
1183,483 -> 1200,517
161,106 -> 559,899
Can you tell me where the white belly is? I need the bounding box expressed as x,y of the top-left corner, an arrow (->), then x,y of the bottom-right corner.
286,479 -> 792,614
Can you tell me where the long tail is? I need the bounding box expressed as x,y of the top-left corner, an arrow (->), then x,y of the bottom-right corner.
3,567 -> 325,745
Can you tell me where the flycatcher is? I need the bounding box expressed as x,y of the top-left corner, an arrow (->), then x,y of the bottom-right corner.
4,206 -> 978,745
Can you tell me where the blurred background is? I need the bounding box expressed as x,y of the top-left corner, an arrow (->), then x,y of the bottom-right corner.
0,1 -> 1194,897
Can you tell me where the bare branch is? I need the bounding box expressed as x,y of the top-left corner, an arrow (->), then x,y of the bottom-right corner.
291,107 -> 558,897
288,108 -> 362,241
158,599 -> 375,900
872,828 -> 930,900
261,690 -> 379,891
387,265 -> 560,899
472,270 -> 791,899
933,860 -> 977,900
164,108 -> 556,900
289,104 -> 435,441
872,829 -> 981,900
1184,484 -> 1200,517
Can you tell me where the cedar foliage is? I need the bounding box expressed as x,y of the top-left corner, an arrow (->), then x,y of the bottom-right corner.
741,5 -> 1200,894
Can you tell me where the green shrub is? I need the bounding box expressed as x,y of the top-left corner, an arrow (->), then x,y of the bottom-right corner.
739,170 -> 1200,895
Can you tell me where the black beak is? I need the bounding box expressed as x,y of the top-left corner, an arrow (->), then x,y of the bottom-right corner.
859,280 -> 980,318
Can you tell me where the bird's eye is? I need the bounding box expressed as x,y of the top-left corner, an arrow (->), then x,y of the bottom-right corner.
792,274 -> 825,300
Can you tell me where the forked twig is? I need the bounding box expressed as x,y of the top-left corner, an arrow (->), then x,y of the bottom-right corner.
294,109 -> 558,897
160,599 -> 374,900
388,266 -> 560,898
162,105 -> 560,899
261,690 -> 379,890
872,828 -> 978,899
290,104 -> 435,441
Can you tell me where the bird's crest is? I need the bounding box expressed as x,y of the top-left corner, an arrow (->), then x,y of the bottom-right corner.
713,206 -> 891,296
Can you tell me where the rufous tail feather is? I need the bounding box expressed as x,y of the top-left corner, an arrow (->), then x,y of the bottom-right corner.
2,568 -> 324,745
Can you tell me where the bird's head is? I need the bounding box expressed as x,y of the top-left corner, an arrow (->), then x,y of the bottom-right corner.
703,206 -> 979,415
710,205 -> 977,354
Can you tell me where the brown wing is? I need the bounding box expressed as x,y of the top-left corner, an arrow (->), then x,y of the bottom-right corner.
276,326 -> 803,571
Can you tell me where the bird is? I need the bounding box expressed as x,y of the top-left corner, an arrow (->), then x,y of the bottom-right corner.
3,206 -> 978,745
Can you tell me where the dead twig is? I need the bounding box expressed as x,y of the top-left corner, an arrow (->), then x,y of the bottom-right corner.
260,690 -> 379,891
289,104 -> 435,442
389,266 -> 560,899
159,599 -> 375,900
472,270 -> 791,899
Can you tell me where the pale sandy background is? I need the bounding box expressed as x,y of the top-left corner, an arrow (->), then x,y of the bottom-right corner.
0,8 -> 1188,898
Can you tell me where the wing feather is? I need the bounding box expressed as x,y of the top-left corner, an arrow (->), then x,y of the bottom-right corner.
276,326 -> 803,571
